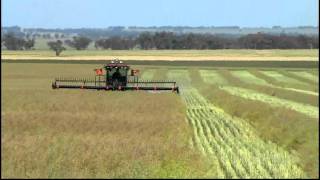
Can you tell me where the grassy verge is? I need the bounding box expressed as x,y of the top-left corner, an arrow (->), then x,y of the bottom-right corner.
188,69 -> 319,178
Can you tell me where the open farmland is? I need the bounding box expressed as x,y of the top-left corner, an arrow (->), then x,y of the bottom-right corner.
1,49 -> 319,61
1,61 -> 319,178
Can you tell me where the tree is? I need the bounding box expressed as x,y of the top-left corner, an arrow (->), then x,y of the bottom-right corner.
2,33 -> 36,50
3,33 -> 25,50
65,36 -> 92,50
47,40 -> 66,56
92,32 -> 318,50
137,32 -> 154,49
24,39 -> 35,50
94,37 -> 135,50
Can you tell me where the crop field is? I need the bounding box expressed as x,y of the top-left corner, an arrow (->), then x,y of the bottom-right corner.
1,49 -> 319,61
1,62 -> 319,178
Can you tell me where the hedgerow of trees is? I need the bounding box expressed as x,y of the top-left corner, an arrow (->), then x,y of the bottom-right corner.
94,32 -> 319,50
2,31 -> 319,51
64,36 -> 92,50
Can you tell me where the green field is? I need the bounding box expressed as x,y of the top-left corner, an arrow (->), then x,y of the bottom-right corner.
1,61 -> 319,178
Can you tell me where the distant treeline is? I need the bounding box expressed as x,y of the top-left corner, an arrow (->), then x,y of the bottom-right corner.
95,32 -> 319,50
2,31 -> 319,50
2,25 -> 319,39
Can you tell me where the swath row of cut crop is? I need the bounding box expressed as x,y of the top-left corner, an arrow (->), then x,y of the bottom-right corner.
230,70 -> 318,96
200,70 -> 318,118
290,71 -> 318,83
200,69 -> 318,96
218,69 -> 319,107
252,70 -> 317,92
167,70 -> 306,178
220,86 -> 318,118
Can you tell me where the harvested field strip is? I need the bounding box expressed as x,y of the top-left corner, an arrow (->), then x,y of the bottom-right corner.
231,70 -> 318,96
199,70 -> 229,85
277,70 -> 318,87
230,70 -> 270,86
308,70 -> 319,76
249,71 -> 319,95
276,87 -> 318,96
219,70 -> 319,106
191,69 -> 318,178
167,70 -> 306,178
259,70 -> 317,92
261,71 -> 307,85
200,69 -> 318,96
290,71 -> 319,83
249,70 -> 316,92
220,86 -> 318,119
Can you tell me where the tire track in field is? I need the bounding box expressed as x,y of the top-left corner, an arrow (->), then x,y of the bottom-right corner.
168,70 -> 306,178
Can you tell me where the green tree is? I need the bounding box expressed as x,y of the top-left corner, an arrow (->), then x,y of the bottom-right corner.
47,40 -> 66,56
24,39 -> 35,50
3,33 -> 25,50
65,36 -> 92,50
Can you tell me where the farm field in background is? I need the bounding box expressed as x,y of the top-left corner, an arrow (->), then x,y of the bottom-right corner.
1,49 -> 319,61
1,62 -> 319,178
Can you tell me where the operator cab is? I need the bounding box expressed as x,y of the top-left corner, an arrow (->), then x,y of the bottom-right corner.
104,60 -> 130,89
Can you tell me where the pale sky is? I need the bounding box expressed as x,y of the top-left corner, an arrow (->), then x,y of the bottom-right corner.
2,0 -> 319,28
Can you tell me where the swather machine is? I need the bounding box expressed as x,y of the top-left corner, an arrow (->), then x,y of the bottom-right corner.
52,60 -> 179,93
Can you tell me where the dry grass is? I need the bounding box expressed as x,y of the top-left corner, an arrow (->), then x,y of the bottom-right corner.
1,63 -> 210,178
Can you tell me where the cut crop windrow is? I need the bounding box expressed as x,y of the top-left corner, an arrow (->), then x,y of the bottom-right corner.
220,86 -> 318,118
260,70 -> 307,85
200,69 -> 318,96
199,70 -> 229,85
230,70 -> 270,86
167,69 -> 306,178
290,71 -> 319,83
